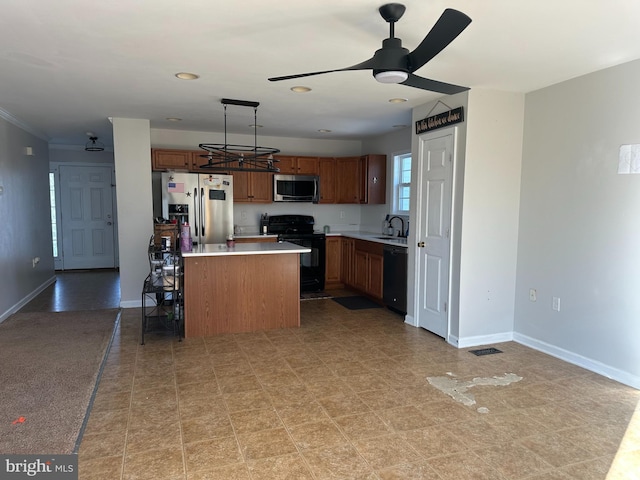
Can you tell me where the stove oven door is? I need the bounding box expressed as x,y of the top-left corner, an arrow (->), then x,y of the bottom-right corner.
283,236 -> 326,292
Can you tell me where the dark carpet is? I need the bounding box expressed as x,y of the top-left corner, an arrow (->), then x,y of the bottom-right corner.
0,309 -> 119,454
332,296 -> 382,310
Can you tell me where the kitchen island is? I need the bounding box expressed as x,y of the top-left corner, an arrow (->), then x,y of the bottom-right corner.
181,242 -> 310,337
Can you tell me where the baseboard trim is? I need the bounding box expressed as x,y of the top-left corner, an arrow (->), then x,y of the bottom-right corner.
403,314 -> 417,327
513,332 -> 640,390
0,275 -> 57,323
448,332 -> 514,349
120,299 -> 142,309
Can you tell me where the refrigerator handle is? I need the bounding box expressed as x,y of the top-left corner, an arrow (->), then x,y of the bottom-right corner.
193,187 -> 198,240
200,187 -> 205,237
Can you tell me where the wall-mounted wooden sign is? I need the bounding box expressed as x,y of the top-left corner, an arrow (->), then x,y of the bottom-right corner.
415,106 -> 464,134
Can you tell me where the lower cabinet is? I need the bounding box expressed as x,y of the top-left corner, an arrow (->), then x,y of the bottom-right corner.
341,237 -> 355,288
353,239 -> 383,299
325,237 -> 342,289
336,237 -> 383,300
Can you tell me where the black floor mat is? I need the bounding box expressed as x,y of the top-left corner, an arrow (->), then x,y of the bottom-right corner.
332,296 -> 382,310
469,347 -> 503,356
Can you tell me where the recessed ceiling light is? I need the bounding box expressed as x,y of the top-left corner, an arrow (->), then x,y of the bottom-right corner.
166,117 -> 182,122
318,129 -> 332,133
393,124 -> 408,128
388,98 -> 407,103
175,72 -> 199,80
291,86 -> 311,93
249,124 -> 263,128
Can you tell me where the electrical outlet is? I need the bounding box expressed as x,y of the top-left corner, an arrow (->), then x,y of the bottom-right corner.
552,297 -> 561,311
32,256 -> 40,268
240,211 -> 247,220
529,289 -> 537,302
340,211 -> 345,219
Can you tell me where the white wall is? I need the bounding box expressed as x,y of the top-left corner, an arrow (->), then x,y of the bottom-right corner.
0,116 -> 55,321
49,145 -> 114,164
514,60 -> 640,388
151,128 -> 362,156
458,90 -> 524,343
113,118 -> 153,307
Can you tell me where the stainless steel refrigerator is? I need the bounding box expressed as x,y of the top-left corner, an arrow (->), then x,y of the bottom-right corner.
161,172 -> 233,244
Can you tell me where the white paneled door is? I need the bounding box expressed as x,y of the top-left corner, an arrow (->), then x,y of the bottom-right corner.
416,132 -> 453,338
59,165 -> 116,270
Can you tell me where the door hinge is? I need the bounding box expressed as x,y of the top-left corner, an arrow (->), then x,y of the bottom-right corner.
444,301 -> 447,313
446,228 -> 450,239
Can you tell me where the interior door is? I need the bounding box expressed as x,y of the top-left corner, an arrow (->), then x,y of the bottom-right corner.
416,132 -> 453,338
59,165 -> 116,269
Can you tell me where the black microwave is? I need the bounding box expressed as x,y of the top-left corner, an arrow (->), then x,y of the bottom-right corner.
273,174 -> 319,203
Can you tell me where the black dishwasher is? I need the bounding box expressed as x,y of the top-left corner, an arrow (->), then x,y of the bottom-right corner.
383,245 -> 408,314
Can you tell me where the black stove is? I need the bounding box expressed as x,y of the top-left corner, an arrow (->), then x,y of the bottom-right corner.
267,215 -> 326,292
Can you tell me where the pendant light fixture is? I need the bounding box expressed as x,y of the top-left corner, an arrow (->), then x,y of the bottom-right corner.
84,132 -> 105,152
198,98 -> 280,173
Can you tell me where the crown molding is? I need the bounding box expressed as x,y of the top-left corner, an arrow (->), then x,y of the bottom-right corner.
0,107 -> 49,141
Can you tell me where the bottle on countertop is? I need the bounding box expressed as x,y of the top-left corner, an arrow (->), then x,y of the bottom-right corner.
260,213 -> 269,235
180,222 -> 192,251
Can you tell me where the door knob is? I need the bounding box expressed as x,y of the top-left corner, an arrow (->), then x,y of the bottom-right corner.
107,222 -> 113,226
417,241 -> 425,248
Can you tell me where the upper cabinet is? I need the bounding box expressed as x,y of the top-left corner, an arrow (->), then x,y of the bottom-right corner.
152,149 -> 194,171
276,155 -> 319,175
318,158 -> 336,204
335,156 -> 361,204
360,154 -> 386,204
152,149 -> 385,205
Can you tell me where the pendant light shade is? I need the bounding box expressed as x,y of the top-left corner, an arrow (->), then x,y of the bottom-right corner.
85,136 -> 105,152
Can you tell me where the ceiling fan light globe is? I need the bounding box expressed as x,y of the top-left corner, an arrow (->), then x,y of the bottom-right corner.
374,70 -> 408,84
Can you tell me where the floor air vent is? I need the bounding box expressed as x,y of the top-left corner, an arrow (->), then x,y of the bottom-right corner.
469,347 -> 503,356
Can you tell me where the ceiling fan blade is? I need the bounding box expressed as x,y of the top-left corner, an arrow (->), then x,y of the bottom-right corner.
401,73 -> 469,95
268,58 -> 377,82
407,9 -> 471,72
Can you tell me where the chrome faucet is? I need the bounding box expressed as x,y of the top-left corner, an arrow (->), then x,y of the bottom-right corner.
387,216 -> 406,238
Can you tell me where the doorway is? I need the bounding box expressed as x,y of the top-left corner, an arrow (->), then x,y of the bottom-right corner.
52,164 -> 119,270
414,129 -> 454,339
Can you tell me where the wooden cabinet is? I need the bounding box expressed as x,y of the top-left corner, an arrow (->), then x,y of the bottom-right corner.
152,148 -> 384,206
225,161 -> 272,203
234,171 -> 272,203
318,158 -> 336,204
152,149 -> 194,171
341,237 -> 355,287
352,239 -> 384,299
360,154 -> 387,204
277,155 -> 319,175
335,157 -> 361,204
325,236 -> 343,289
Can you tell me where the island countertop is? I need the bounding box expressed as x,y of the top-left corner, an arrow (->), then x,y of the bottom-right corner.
181,241 -> 310,257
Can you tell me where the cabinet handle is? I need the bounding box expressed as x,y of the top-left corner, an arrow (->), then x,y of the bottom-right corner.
418,241 -> 425,248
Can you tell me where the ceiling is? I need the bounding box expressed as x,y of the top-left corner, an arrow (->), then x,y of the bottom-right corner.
2,0 -> 640,149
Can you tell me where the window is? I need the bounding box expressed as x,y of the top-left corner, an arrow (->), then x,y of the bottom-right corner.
393,152 -> 411,214
49,172 -> 59,258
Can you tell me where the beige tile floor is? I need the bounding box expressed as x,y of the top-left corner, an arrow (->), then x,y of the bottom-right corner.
76,295 -> 640,480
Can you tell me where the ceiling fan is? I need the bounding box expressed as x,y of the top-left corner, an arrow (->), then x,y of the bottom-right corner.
268,3 -> 471,95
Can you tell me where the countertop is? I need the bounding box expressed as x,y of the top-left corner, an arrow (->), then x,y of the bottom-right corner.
181,241 -> 311,257
234,232 -> 408,247
328,231 -> 409,247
